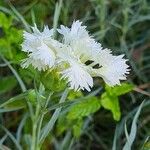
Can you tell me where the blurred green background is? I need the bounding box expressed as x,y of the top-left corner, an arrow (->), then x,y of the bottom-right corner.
0,0 -> 150,149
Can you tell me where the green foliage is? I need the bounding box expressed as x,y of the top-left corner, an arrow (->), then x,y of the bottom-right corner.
142,140 -> 150,150
27,89 -> 37,105
0,12 -> 12,29
0,88 -> 46,110
73,119 -> 83,138
56,83 -> 134,139
0,76 -> 17,94
67,97 -> 101,120
101,83 -> 134,121
0,12 -> 23,61
101,93 -> 120,121
57,95 -> 101,138
123,101 -> 144,150
105,83 -> 135,96
57,116 -> 83,138
0,92 -> 28,111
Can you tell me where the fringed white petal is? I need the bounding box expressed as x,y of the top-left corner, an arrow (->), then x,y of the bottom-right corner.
58,20 -> 89,45
91,49 -> 130,86
58,20 -> 103,63
21,24 -> 57,70
61,63 -> 93,91
22,25 -> 54,52
29,42 -> 56,68
21,58 -> 48,71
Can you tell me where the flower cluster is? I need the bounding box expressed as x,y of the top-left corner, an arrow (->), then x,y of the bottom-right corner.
21,21 -> 130,91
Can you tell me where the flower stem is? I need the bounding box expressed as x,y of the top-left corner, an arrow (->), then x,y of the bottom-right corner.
31,101 -> 40,150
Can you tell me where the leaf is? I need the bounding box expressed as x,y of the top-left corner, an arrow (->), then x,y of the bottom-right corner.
73,119 -> 83,138
101,93 -> 121,121
40,89 -> 69,143
4,100 -> 26,109
0,92 -> 28,108
129,15 -> 150,28
0,135 -> 7,147
1,56 -> 27,92
123,101 -> 144,150
16,113 -> 28,143
9,3 -> 30,32
27,89 -> 37,105
0,108 -> 23,113
143,141 -> 150,150
56,116 -> 68,135
0,91 -> 30,109
101,83 -> 134,121
67,97 -> 101,120
0,76 -> 17,94
0,125 -> 22,150
105,83 -> 134,96
0,12 -> 12,29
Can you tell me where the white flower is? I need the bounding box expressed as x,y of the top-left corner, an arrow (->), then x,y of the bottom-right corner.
58,21 -> 102,62
61,61 -> 93,91
21,25 -> 59,71
21,21 -> 130,91
91,50 -> 130,86
58,20 -> 130,91
22,42 -> 56,71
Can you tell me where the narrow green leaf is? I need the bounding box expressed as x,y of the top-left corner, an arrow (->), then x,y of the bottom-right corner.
0,92 -> 29,108
1,56 -> 27,92
0,125 -> 22,150
9,4 -> 31,32
40,89 -> 69,143
123,101 -> 145,150
16,113 -> 28,143
142,137 -> 150,150
0,135 -> 7,146
47,88 -> 102,112
0,107 -> 23,113
0,7 -> 18,21
53,0 -> 63,38
129,15 -> 150,28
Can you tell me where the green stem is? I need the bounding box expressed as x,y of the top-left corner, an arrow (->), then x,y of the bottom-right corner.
39,88 -> 69,144
36,93 -> 53,149
31,101 -> 40,150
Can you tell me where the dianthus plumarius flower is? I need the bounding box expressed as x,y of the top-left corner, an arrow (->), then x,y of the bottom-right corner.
21,21 -> 130,91
21,25 -> 61,71
58,21 -> 130,91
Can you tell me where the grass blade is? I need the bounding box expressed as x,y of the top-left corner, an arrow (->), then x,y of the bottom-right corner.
53,0 -> 63,38
0,108 -> 23,113
112,100 -> 150,150
8,3 -> 31,32
0,92 -> 29,108
0,135 -> 7,146
123,101 -> 145,150
0,125 -> 22,150
16,113 -> 28,143
40,88 -> 69,143
1,56 -> 27,92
